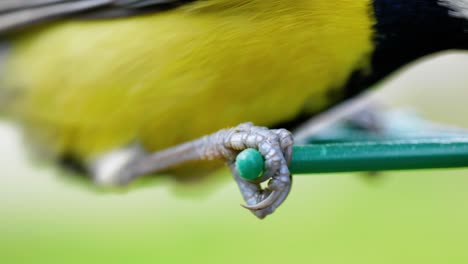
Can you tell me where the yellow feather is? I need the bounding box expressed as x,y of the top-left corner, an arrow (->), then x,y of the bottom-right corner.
2,0 -> 374,159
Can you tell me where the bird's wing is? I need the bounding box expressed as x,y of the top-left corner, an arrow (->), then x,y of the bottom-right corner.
0,0 -> 189,34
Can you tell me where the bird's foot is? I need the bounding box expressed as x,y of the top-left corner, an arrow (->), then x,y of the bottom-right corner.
87,122 -> 294,219
212,123 -> 294,219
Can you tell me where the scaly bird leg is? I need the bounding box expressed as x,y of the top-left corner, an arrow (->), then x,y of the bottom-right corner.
89,90 -> 387,218
90,122 -> 293,219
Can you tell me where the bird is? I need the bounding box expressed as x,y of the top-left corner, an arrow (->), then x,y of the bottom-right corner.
0,0 -> 467,219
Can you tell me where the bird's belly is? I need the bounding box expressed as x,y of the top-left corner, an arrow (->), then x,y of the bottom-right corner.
2,5 -> 373,158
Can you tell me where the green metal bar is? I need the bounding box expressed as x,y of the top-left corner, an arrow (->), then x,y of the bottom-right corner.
290,138 -> 468,174
235,138 -> 468,180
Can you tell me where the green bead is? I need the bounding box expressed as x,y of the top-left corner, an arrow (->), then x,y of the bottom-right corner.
235,148 -> 264,181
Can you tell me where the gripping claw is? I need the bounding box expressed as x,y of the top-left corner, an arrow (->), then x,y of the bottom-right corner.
219,124 -> 294,219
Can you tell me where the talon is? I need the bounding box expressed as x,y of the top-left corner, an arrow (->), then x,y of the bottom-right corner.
241,190 -> 281,210
220,123 -> 294,218
87,122 -> 293,219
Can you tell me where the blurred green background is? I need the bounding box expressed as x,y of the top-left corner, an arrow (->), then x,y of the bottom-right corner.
1,52 -> 468,263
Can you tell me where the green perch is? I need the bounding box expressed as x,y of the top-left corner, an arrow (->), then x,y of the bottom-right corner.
235,138 -> 468,180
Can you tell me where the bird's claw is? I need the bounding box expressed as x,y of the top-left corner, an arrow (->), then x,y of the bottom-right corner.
91,122 -> 294,219
241,190 -> 280,210
222,123 -> 293,219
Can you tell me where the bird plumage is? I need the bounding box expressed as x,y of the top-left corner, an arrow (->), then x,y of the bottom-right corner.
0,0 -> 467,164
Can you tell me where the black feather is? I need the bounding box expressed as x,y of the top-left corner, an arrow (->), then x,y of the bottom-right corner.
343,0 -> 468,98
